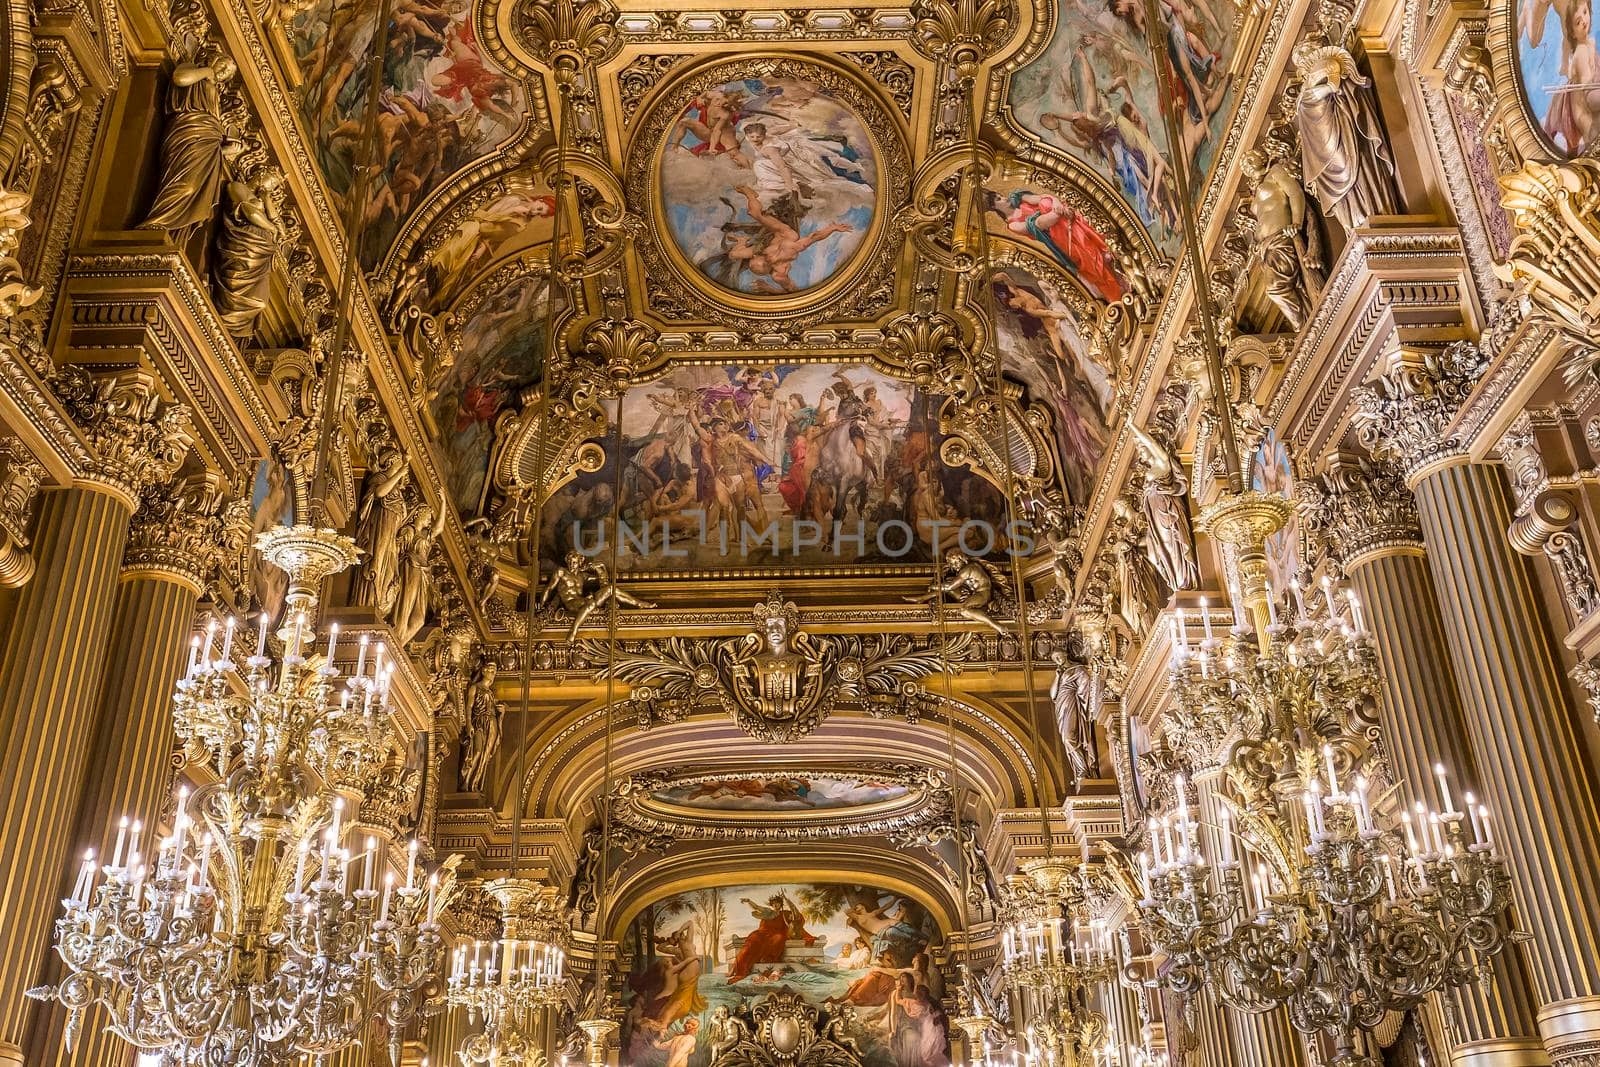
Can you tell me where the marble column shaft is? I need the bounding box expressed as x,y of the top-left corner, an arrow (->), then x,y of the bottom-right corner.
0,486 -> 134,1067
33,561 -> 202,1067
1348,546 -> 1548,1065
1409,459 -> 1600,1062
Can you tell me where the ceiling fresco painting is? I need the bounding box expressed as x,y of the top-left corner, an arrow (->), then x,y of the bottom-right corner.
290,0 -> 528,262
623,883 -> 946,1067
650,776 -> 913,812
1007,0 -> 1238,248
428,270 -> 552,516
410,175 -> 555,310
989,262 -> 1113,505
657,74 -> 880,297
985,182 -> 1128,302
539,362 -> 1008,572
1515,0 -> 1600,154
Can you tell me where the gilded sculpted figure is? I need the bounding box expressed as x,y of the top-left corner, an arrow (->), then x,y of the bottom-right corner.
141,49 -> 240,235
1129,421 -> 1199,591
1110,497 -> 1159,637
351,447 -> 409,618
906,548 -> 1008,636
213,172 -> 284,337
1240,149 -> 1325,330
1050,651 -> 1098,788
1291,40 -> 1399,230
393,504 -> 445,647
457,658 -> 502,794
539,551 -> 657,641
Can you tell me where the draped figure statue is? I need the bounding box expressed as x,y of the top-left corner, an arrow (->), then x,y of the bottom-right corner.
351,447 -> 409,618
1129,422 -> 1199,591
213,173 -> 282,336
141,53 -> 239,235
1291,40 -> 1400,229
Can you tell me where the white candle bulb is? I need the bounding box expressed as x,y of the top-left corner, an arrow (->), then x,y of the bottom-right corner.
1199,597 -> 1214,641
381,871 -> 394,923
1435,764 -> 1455,815
1324,744 -> 1340,798
363,835 -> 376,890
202,619 -> 216,665
1479,805 -> 1495,848
187,635 -> 201,676
406,839 -> 419,889
256,612 -> 269,657
221,616 -> 236,661
1466,793 -> 1484,843
326,622 -> 339,665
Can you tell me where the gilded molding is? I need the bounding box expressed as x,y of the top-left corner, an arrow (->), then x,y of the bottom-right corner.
1298,452 -> 1423,567
1498,160 -> 1600,361
577,591 -> 978,741
0,435 -> 41,586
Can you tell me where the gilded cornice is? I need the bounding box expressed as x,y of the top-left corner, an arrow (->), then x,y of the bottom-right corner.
1262,226 -> 1472,459
63,249 -> 273,478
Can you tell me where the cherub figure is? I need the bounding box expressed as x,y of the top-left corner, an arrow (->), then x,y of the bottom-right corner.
539,551 -> 656,640
906,548 -> 1009,636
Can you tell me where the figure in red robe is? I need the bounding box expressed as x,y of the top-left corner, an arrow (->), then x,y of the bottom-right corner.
728,894 -> 814,981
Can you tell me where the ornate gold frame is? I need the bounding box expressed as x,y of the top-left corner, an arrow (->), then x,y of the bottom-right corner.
624,52 -> 912,329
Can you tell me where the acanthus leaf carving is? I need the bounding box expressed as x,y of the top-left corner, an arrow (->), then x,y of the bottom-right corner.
0,438 -> 45,588
125,470 -> 252,587
1352,342 -> 1488,483
1298,451 -> 1423,566
57,368 -> 196,501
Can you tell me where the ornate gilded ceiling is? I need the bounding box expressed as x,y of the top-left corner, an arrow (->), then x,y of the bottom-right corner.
268,0 -> 1259,563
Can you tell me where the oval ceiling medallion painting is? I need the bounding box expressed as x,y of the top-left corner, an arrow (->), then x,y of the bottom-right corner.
643,59 -> 890,308
652,775 -> 911,812
1515,0 -> 1600,155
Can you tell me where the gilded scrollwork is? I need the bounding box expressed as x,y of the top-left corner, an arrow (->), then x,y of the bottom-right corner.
124,470 -> 252,588
1298,452 -> 1422,566
56,368 -> 195,502
579,591 -> 976,742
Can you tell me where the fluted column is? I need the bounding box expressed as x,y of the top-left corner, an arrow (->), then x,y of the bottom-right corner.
1189,769 -> 1312,1067
0,485 -> 134,1067
1303,453 -> 1548,1067
0,370 -> 191,1067
29,474 -> 247,1067
1359,348 -> 1600,1066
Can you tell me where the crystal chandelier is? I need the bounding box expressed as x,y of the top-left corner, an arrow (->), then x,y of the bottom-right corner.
28,525 -> 450,1067
997,858 -> 1118,1067
447,879 -> 567,1067
1132,575 -> 1519,1067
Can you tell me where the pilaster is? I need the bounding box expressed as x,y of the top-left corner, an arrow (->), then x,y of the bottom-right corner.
0,369 -> 189,1067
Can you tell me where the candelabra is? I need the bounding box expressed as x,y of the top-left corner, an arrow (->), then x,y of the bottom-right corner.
998,858 -> 1118,1067
448,879 -> 567,1067
1133,569 -> 1519,1067
28,525 -> 450,1067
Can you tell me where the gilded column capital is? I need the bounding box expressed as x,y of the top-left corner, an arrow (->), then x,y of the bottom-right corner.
1299,452 -> 1423,566
1353,342 -> 1488,485
123,472 -> 251,590
0,438 -> 45,588
55,368 -> 194,506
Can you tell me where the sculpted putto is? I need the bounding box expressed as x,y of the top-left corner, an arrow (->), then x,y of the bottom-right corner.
539,551 -> 657,641
907,548 -> 1009,636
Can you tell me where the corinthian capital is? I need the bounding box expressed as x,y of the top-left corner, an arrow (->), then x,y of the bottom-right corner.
1299,452 -> 1422,566
1498,159 -> 1600,341
1353,342 -> 1487,484
125,472 -> 251,588
0,438 -> 44,587
56,368 -> 195,504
